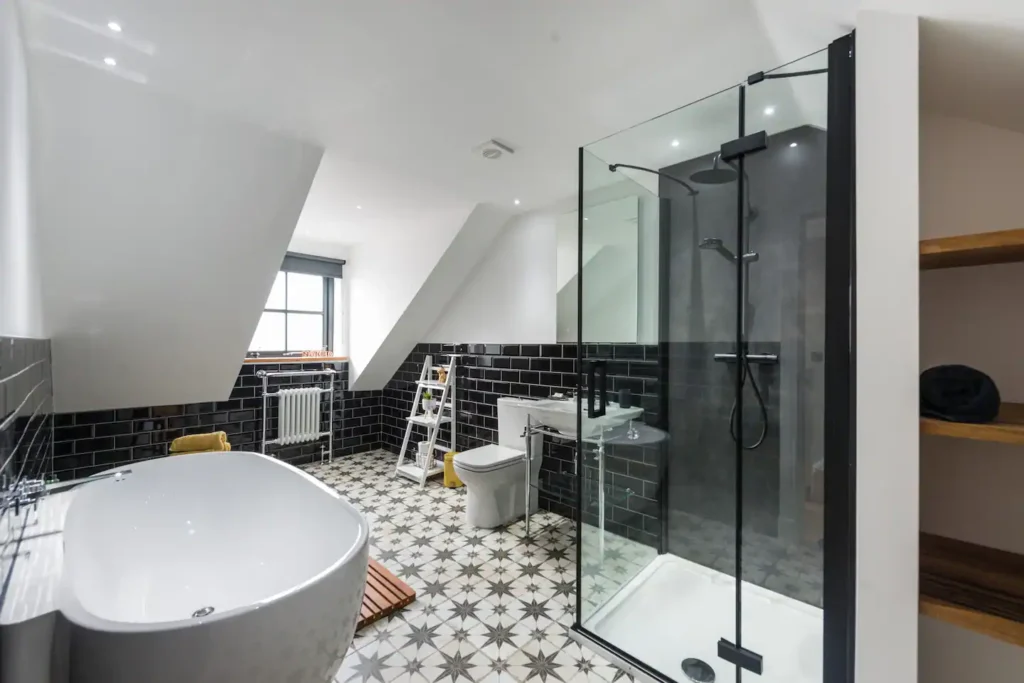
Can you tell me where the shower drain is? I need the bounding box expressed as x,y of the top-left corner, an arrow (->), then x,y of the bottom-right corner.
191,606 -> 215,618
681,658 -> 715,683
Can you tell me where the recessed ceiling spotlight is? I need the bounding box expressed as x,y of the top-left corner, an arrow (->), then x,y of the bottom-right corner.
671,139 -> 680,148
103,57 -> 117,67
108,21 -> 122,32
584,217 -> 589,221
789,142 -> 798,148
764,106 -> 775,116
514,199 -> 520,206
356,205 -> 362,210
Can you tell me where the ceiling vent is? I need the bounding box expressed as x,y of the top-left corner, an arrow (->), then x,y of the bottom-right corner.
474,139 -> 516,160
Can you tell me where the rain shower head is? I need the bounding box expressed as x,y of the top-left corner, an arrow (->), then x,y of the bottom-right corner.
690,155 -> 759,222
689,155 -> 738,185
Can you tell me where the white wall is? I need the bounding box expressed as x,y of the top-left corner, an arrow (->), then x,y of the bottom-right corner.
0,1 -> 43,338
426,213 -> 556,343
918,112 -> 1024,682
855,10 -> 920,683
348,204 -> 510,389
32,51 -> 322,412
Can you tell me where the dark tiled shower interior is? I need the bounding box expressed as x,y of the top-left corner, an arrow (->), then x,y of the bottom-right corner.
666,341 -> 782,537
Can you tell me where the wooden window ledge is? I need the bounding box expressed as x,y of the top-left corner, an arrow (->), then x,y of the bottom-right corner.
243,356 -> 348,364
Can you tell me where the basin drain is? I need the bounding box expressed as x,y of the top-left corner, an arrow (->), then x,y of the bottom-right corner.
681,658 -> 715,683
191,606 -> 215,618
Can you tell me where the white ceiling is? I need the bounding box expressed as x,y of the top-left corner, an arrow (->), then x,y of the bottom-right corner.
26,0 -> 1024,258
19,0 -> 858,256
25,0 -> 1024,252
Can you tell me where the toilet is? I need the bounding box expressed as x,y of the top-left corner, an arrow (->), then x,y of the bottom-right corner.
453,397 -> 543,528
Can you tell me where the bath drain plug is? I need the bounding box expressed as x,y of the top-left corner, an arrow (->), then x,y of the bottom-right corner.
191,606 -> 215,618
681,658 -> 715,683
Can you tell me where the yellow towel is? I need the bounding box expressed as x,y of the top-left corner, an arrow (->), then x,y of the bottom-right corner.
170,432 -> 231,454
443,452 -> 463,488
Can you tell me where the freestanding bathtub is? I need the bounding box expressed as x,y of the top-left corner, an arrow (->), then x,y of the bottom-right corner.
57,451 -> 369,683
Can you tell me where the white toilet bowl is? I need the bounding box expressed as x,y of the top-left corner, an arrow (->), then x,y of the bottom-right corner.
454,444 -> 542,528
452,397 -> 543,528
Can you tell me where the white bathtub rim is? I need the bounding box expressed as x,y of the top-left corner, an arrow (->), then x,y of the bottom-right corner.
57,452 -> 369,634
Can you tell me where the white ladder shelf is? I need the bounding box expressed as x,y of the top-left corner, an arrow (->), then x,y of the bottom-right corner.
394,354 -> 458,487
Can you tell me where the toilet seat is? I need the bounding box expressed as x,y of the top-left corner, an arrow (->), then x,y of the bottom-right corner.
454,444 -> 525,474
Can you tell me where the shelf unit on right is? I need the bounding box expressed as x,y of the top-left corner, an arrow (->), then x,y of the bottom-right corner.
920,403 -> 1024,445
920,228 -> 1024,270
920,533 -> 1024,648
919,228 -> 1024,650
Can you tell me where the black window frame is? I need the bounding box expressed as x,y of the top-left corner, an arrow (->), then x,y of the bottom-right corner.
247,253 -> 345,358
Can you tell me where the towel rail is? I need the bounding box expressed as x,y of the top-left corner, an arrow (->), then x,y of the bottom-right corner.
258,368 -> 335,462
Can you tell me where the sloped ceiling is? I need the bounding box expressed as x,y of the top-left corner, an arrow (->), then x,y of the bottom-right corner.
30,46 -> 322,412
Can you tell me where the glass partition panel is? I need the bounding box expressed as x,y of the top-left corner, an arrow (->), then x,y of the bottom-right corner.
578,84 -> 741,681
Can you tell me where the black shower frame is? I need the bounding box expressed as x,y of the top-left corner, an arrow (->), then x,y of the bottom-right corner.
571,31 -> 856,683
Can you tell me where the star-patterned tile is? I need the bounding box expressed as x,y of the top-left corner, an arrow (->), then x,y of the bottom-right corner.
304,450 -> 633,683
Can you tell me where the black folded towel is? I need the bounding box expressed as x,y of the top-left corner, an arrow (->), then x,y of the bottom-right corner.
920,365 -> 1001,423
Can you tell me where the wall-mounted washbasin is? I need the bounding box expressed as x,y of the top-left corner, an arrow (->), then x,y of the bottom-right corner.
59,452 -> 369,683
527,398 -> 644,440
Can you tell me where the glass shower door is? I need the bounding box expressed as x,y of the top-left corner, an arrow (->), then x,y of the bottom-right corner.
576,83 -> 743,681
737,48 -> 831,683
573,39 -> 852,683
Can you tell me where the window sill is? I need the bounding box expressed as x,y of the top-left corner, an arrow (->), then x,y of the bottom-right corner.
243,356 -> 348,364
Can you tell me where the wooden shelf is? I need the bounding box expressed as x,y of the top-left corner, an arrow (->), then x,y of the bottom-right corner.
920,402 -> 1024,444
920,228 -> 1024,270
920,533 -> 1024,647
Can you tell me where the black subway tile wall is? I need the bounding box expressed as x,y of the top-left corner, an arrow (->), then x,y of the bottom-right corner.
0,337 -> 54,508
52,361 -> 381,479
380,342 -> 665,548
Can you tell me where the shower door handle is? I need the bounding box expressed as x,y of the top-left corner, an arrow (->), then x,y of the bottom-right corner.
586,360 -> 607,418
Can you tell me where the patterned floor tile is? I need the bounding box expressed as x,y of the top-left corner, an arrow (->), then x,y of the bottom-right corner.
307,450 -> 632,683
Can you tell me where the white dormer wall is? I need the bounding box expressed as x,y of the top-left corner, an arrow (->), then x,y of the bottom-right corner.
0,1 -> 43,338
32,51 -> 323,413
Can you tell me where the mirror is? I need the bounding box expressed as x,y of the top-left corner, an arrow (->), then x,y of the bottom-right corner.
556,196 -> 640,342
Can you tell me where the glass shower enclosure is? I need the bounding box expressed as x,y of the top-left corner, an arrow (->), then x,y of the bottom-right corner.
571,35 -> 855,683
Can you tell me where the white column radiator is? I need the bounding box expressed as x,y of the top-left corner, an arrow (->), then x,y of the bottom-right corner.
276,387 -> 323,445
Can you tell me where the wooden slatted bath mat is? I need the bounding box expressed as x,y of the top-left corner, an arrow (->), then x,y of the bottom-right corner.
357,559 -> 416,630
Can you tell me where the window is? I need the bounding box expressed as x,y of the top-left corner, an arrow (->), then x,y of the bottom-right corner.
249,271 -> 335,355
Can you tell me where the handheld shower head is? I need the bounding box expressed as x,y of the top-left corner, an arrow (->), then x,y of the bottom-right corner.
699,237 -> 759,264
699,237 -> 738,263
